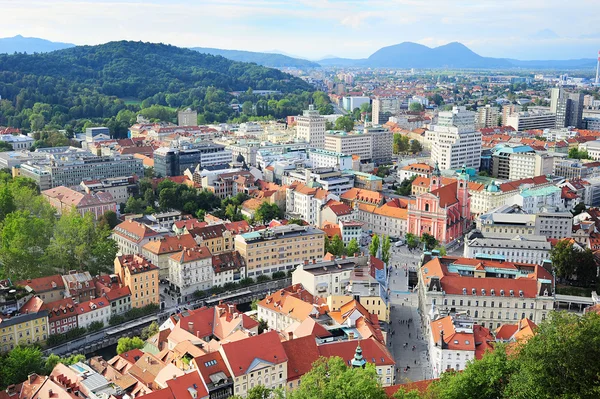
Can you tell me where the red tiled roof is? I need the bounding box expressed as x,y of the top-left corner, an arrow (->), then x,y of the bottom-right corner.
142,234 -> 198,255
282,336 -> 320,381
16,275 -> 65,293
170,246 -> 212,263
317,337 -> 394,367
221,330 -> 288,377
431,181 -> 459,207
326,203 -> 353,216
384,379 -> 437,397
165,371 -> 209,399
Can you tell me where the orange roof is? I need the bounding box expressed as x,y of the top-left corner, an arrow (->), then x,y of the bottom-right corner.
142,234 -> 198,255
221,331 -> 288,377
340,187 -> 383,205
16,275 -> 64,293
113,220 -> 160,243
281,335 -> 321,381
384,379 -> 438,397
169,246 -> 212,263
165,370 -> 209,399
258,286 -> 318,323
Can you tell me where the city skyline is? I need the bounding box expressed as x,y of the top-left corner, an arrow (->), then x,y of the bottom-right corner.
2,0 -> 600,60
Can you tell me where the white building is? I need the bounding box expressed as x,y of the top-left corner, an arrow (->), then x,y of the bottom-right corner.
579,140 -> 600,161
325,131 -> 373,162
75,298 -> 111,330
308,148 -> 353,170
0,134 -> 35,150
506,111 -> 556,131
463,234 -> 551,265
356,199 -> 408,239
372,97 -> 400,125
476,105 -> 499,129
168,246 -> 213,301
342,96 -> 370,112
364,126 -> 393,164
429,106 -> 482,170
339,220 -> 363,245
511,186 -> 563,213
285,182 -> 335,226
508,152 -> 557,181
296,105 -> 326,149
211,251 -> 246,287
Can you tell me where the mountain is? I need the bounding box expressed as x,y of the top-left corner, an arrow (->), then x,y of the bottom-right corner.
191,47 -> 319,68
318,41 -> 595,69
0,41 -> 314,133
0,34 -> 74,54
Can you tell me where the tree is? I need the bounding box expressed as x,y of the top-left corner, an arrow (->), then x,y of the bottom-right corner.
409,102 -> 423,112
229,386 -> 279,399
141,321 -> 160,340
0,346 -> 45,388
196,209 -> 206,221
421,233 -> 438,251
98,210 -> 119,229
46,209 -> 95,273
251,299 -> 259,311
44,353 -> 85,374
396,175 -> 417,196
328,235 -> 345,257
405,233 -> 419,250
346,238 -> 360,256
568,148 -> 590,160
410,140 -> 423,153
88,321 -> 104,332
434,246 -> 447,256
254,202 -> 282,223
381,235 -> 391,265
572,202 -> 586,216
573,248 -> 597,287
116,336 -> 146,354
287,218 -> 304,226
550,239 -> 577,279
258,319 -> 268,334
335,115 -> 354,132
0,184 -> 16,222
393,134 -> 409,154
325,120 -> 334,130
392,389 -> 421,399
125,196 -> 145,214
369,234 -> 380,258
288,356 -> 387,399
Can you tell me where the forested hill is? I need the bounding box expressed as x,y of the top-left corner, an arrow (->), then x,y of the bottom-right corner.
0,41 -> 316,134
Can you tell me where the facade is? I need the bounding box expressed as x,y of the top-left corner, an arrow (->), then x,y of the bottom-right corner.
476,105 -> 499,129
349,171 -> 383,191
407,166 -> 471,245
168,247 -> 213,302
364,126 -> 393,164
553,159 -> 600,180
464,233 -> 551,264
372,97 -> 400,125
283,168 -> 353,197
429,106 -> 482,170
112,220 -> 162,255
398,163 -> 433,182
16,275 -> 65,304
339,220 -> 363,244
508,152 -> 556,181
506,111 -> 556,131
45,298 -> 78,336
356,199 -> 408,239
212,251 -> 246,287
325,131 -> 373,162
418,255 -> 555,329
0,311 -> 48,352
187,224 -> 234,255
490,145 -> 534,179
551,88 -> 584,128
307,148 -> 353,170
285,182 -> 333,226
0,134 -> 34,150
178,108 -> 198,126
511,186 -> 563,213
234,225 -> 325,277
154,144 -> 231,177
141,234 -> 199,279
80,176 -> 138,205
76,297 -> 111,330
342,96 -> 370,112
42,186 -> 116,221
62,272 -> 95,304
296,105 -> 326,149
114,254 -> 160,308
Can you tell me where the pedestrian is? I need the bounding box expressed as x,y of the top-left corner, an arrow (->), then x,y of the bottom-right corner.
414,359 -> 417,365
409,333 -> 411,338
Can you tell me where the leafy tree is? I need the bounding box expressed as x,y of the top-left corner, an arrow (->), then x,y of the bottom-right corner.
196,209 -> 206,221
0,184 -> 16,222
346,238 -> 360,256
325,120 -> 334,130
328,235 -> 345,257
116,336 -> 146,354
405,233 -> 419,250
287,218 -> 304,226
550,240 -> 577,280
409,102 -> 423,112
572,202 -> 586,216
47,209 -> 95,273
258,319 -> 268,334
251,299 -> 259,311
44,353 -> 85,374
568,147 -> 590,160
288,356 -> 387,399
254,202 -> 282,223
0,141 -> 13,152
410,140 -> 423,153
381,235 -> 391,265
229,386 -> 279,399
434,246 -> 447,256
98,210 -> 119,229
335,115 -> 355,132
393,134 -> 409,154
421,233 -> 438,251
369,234 -> 380,258
88,321 -> 104,332
396,175 -> 417,196
125,196 -> 145,214
0,346 -> 45,388
141,321 -> 160,340
392,389 -> 421,399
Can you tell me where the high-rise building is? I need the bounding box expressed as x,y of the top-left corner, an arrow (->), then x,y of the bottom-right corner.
177,108 -> 198,126
506,111 -> 556,131
429,106 -> 482,170
325,131 -> 373,162
296,105 -> 326,149
476,104 -> 499,129
364,125 -> 393,164
551,88 -> 584,128
342,96 -> 370,112
501,104 -> 520,126
372,97 -> 400,125
153,143 -> 231,177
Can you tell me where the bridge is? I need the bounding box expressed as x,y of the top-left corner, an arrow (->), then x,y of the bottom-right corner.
44,278 -> 291,357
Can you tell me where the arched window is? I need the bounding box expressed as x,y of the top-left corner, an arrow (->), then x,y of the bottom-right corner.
425,203 -> 430,212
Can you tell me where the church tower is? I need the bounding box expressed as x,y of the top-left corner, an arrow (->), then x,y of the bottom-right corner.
351,341 -> 366,368
430,162 -> 442,192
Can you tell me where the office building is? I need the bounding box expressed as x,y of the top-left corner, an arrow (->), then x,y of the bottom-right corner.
177,108 -> 197,126
551,88 -> 584,128
476,105 -> 499,129
342,96 -> 370,112
234,224 -> 325,277
508,152 -> 557,181
372,97 -> 400,125
85,127 -> 110,144
554,159 -> 600,180
80,176 -> 138,205
154,143 -> 231,177
429,106 -> 482,170
418,254 -> 555,329
506,111 -> 556,131
283,168 -> 354,196
464,232 -> 551,265
0,134 -> 34,150
296,105 -> 326,149
325,131 -> 373,161
364,125 -> 393,164
490,144 -> 534,179
308,148 -> 353,170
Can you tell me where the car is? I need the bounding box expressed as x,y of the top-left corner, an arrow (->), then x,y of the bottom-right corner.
394,240 -> 404,247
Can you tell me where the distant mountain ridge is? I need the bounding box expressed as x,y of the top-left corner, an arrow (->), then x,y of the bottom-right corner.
191,47 -> 320,68
0,34 -> 74,54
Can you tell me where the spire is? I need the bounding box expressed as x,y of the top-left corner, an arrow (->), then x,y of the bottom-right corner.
433,162 -> 441,177
351,341 -> 366,368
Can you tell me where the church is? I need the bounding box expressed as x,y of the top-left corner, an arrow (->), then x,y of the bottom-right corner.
407,163 -> 471,245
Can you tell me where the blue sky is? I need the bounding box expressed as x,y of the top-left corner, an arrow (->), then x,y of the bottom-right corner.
2,0 -> 600,60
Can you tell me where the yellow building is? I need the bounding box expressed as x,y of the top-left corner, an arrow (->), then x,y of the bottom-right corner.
235,225 -> 325,278
114,254 -> 160,309
326,295 -> 389,323
349,171 -> 383,191
0,311 -> 48,352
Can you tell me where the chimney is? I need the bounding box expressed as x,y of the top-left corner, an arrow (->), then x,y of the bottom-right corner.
228,304 -> 234,314
48,389 -> 53,397
287,331 -> 293,340
304,259 -> 309,266
188,321 -> 194,331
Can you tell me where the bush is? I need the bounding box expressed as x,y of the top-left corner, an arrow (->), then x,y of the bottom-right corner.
257,275 -> 271,283
272,271 -> 286,280
87,321 -> 104,332
239,277 -> 255,287
46,327 -> 87,347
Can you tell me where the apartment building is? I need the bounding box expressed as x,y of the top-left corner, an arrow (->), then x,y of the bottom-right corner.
283,168 -> 353,197
506,111 -> 556,131
234,225 -> 325,277
76,297 -> 111,330
325,131 -> 373,162
356,199 -> 408,239
16,275 -> 65,304
168,246 -> 213,302
553,159 -> 600,180
296,105 -> 326,149
45,298 -> 78,335
429,106 -> 482,170
398,163 -> 433,182
307,148 -> 353,170
476,104 -> 499,129
285,182 -> 333,226
511,185 -> 563,213
187,224 -> 234,255
372,97 -> 400,125
364,125 -> 393,164
112,220 -> 163,255
212,251 -> 246,287
0,311 -> 48,352
141,234 -> 198,279
490,145 -> 534,179
80,176 -> 138,205
114,254 -> 160,308
508,152 -> 557,181
342,96 -> 370,112
42,186 -> 117,221
418,255 -> 554,329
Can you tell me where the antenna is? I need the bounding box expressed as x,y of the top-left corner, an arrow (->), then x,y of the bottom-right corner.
596,50 -> 600,85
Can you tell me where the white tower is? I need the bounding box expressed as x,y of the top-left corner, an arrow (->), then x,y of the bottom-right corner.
596,50 -> 600,85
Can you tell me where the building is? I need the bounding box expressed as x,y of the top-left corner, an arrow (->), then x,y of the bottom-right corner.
141,234 -> 199,279
342,96 -> 370,112
338,220 -> 363,244
372,97 -> 400,125
16,275 -> 65,304
0,310 -> 48,351
212,251 -> 246,287
168,247 -> 213,302
0,134 -> 34,150
85,127 -> 110,144
325,131 -> 373,162
75,297 -> 111,330
154,144 -> 231,177
427,314 -> 494,377
201,169 -> 254,199
407,165 -> 471,245
464,232 -> 551,264
296,105 -> 327,149
476,105 -> 499,129
42,186 -> 117,221
348,170 -> 383,191
398,163 -> 433,182
511,185 -> 563,213
80,176 -> 138,205
178,108 -> 198,126
551,88 -> 584,128
429,106 -> 482,170
553,159 -> 600,180
220,331 -> 288,397
418,254 -> 555,329
508,152 -> 556,181
62,272 -> 95,304
356,198 -> 408,239
308,148 -> 353,170
285,182 -> 334,226
283,168 -> 353,197
112,220 -> 163,255
490,144 -> 534,179
506,111 -> 556,131
234,224 -> 325,277
45,298 -> 78,336
114,254 -> 160,308
20,154 -> 144,190
364,126 -> 393,164
187,223 -> 234,255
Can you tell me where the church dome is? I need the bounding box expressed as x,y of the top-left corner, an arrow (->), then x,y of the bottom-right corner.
486,183 -> 499,192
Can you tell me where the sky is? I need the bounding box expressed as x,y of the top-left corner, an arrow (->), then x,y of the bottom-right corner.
2,0 -> 600,60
